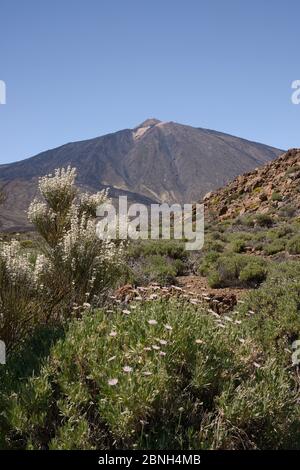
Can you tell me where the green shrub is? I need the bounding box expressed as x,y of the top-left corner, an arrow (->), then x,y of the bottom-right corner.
266,225 -> 293,240
271,192 -> 282,202
239,261 -> 268,284
255,213 -> 274,228
128,240 -> 185,260
235,261 -> 300,356
287,235 -> 300,254
229,239 -> 246,253
204,239 -> 224,253
207,254 -> 267,288
207,270 -> 222,288
143,255 -> 181,285
2,300 -> 299,450
227,232 -> 252,243
264,239 -> 286,255
234,215 -> 255,227
278,205 -> 297,219
198,251 -> 220,276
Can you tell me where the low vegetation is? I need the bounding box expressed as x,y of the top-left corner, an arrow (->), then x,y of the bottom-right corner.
1,165 -> 300,450
1,297 -> 299,450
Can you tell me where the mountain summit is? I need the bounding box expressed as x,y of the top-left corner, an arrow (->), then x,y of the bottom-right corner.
0,119 -> 283,230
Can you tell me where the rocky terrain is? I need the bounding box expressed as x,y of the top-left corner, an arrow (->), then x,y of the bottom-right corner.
0,119 -> 282,230
203,148 -> 300,221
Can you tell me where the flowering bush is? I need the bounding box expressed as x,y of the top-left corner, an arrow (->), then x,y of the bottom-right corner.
31,167 -> 125,317
0,240 -> 43,351
3,299 -> 299,450
0,167 -> 125,350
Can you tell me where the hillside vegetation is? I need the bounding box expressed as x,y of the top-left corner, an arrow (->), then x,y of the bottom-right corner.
1,157 -> 300,450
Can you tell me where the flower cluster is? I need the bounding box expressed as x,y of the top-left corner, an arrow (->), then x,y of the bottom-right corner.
79,190 -> 108,217
39,166 -> 77,200
38,166 -> 77,213
28,199 -> 55,225
0,240 -> 33,285
33,254 -> 49,283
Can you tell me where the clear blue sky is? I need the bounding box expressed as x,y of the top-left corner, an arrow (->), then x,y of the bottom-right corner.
0,0 -> 299,164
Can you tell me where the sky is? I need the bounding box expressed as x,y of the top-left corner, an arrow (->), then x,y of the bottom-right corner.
0,0 -> 300,164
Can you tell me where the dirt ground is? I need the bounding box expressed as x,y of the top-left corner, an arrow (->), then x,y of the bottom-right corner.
176,275 -> 249,301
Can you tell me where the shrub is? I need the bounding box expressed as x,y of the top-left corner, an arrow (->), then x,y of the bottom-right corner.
229,239 -> 246,253
207,270 -> 222,288
0,167 -> 125,352
207,254 -> 267,288
278,205 -> 297,219
234,215 -> 255,227
287,235 -> 300,254
271,192 -> 282,202
255,213 -> 274,228
264,239 -> 286,255
2,300 -> 299,450
239,261 -> 268,285
204,238 -> 224,253
235,261 -> 300,356
198,251 -> 220,276
128,240 -> 186,260
29,168 -> 125,316
0,241 -> 43,352
266,225 -> 293,240
143,255 -> 183,285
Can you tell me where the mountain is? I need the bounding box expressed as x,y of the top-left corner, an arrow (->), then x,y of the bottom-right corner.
0,118 -> 283,231
203,148 -> 300,221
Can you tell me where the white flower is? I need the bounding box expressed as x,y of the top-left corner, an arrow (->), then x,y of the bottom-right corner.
38,166 -> 77,203
0,240 -> 33,285
123,366 -> 133,373
108,378 -> 118,386
33,254 -> 48,282
148,319 -> 158,325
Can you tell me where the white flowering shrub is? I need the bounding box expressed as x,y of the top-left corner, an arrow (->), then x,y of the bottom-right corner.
30,166 -> 124,319
0,241 -> 43,351
0,166 -> 125,349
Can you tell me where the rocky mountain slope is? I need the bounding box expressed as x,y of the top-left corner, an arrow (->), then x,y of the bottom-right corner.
0,118 -> 282,230
203,148 -> 300,221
